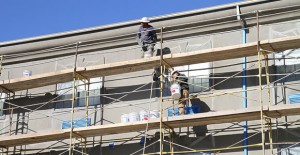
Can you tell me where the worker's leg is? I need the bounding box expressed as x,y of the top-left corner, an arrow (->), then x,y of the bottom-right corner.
152,67 -> 160,82
178,89 -> 187,115
143,45 -> 153,58
178,89 -> 189,115
142,46 -> 147,52
147,44 -> 155,57
182,89 -> 189,106
141,45 -> 148,58
178,106 -> 185,115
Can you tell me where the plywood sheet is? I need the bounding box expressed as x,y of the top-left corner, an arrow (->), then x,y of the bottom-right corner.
0,35 -> 299,92
1,104 -> 300,147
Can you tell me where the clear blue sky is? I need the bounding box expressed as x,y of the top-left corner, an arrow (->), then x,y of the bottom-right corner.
0,0 -> 241,42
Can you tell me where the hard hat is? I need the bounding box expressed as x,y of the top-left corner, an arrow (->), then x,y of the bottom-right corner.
171,70 -> 179,75
140,17 -> 150,23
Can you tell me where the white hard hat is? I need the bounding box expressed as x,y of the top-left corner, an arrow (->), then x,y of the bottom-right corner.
140,17 -> 150,23
171,70 -> 179,75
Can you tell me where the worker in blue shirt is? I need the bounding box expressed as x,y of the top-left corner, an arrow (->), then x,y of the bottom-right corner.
136,17 -> 157,58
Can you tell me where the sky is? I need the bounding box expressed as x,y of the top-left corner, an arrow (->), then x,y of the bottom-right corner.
0,0 -> 242,42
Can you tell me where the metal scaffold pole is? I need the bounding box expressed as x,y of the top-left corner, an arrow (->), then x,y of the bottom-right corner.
263,53 -> 271,108
159,27 -> 164,155
85,79 -> 90,127
256,11 -> 266,155
5,147 -> 8,155
69,42 -> 80,155
7,92 -> 14,137
80,137 -> 87,155
99,57 -> 105,155
170,129 -> 174,155
263,51 -> 274,154
84,78 -> 90,154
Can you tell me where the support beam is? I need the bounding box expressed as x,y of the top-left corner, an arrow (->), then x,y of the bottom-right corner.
0,35 -> 299,93
0,104 -> 299,147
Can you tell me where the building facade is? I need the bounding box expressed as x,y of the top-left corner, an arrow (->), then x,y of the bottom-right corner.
0,0 -> 300,154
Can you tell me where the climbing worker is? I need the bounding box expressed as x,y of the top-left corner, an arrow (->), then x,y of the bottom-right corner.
136,17 -> 157,58
171,70 -> 189,115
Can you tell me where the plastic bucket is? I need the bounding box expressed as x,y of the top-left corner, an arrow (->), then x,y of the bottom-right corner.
121,114 -> 129,123
185,106 -> 193,115
191,105 -> 200,114
185,105 -> 200,115
171,83 -> 181,99
108,141 -> 114,149
150,110 -> 159,118
128,112 -> 139,122
167,107 -> 179,117
139,110 -> 148,121
23,70 -> 32,77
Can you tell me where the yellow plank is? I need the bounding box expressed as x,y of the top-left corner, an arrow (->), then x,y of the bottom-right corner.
0,35 -> 299,92
1,104 -> 300,147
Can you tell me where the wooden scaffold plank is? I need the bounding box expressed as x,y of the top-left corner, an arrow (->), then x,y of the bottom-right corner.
0,104 -> 300,147
0,35 -> 299,93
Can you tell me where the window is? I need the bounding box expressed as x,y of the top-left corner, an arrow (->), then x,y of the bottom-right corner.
173,63 -> 210,93
55,77 -> 102,109
275,49 -> 300,66
0,93 -> 6,117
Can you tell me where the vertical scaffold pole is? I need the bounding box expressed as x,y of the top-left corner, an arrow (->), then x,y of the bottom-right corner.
171,129 -> 174,155
5,147 -> 9,155
159,27 -> 164,155
263,52 -> 271,108
99,57 -> 105,155
81,138 -> 84,155
84,79 -> 89,154
256,11 -> 265,155
69,42 -> 80,155
263,52 -> 274,154
8,93 -> 13,136
80,137 -> 87,155
85,79 -> 90,127
0,56 -> 3,76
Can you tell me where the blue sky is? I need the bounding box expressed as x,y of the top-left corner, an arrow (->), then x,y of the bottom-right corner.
0,0 -> 241,42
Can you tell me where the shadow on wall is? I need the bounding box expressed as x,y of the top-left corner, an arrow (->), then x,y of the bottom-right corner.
4,93 -> 57,114
1,93 -> 56,136
104,81 -> 172,104
211,64 -> 300,90
32,128 -> 300,155
191,98 -> 210,137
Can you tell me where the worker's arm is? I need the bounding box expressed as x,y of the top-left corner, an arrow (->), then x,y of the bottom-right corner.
136,27 -> 143,46
180,74 -> 188,83
180,74 -> 189,90
152,28 -> 158,43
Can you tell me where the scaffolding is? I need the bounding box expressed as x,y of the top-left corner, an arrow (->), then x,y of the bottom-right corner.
0,8 -> 300,155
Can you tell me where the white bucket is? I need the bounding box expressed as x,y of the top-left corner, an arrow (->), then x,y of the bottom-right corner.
121,114 -> 129,123
150,110 -> 159,118
23,70 -> 32,77
139,110 -> 148,121
128,112 -> 139,122
171,83 -> 181,99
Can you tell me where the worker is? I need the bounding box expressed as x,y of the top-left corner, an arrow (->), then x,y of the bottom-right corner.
171,70 -> 189,115
136,17 -> 157,58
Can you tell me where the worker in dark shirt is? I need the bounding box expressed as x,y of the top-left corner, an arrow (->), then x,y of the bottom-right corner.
136,17 -> 157,58
171,70 -> 189,115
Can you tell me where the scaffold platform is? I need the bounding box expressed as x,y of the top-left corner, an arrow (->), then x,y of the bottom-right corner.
0,104 -> 300,147
0,35 -> 299,92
